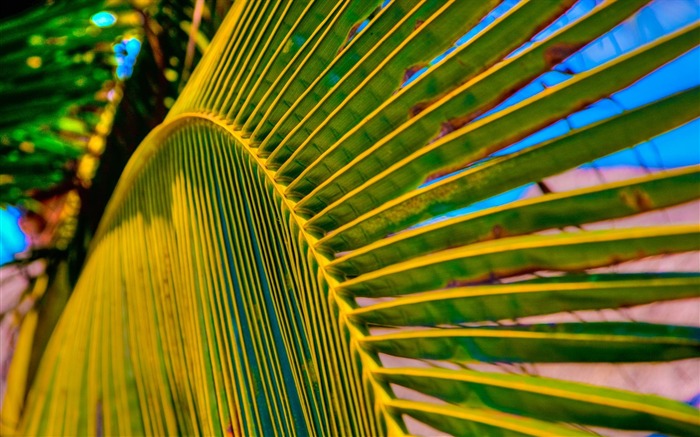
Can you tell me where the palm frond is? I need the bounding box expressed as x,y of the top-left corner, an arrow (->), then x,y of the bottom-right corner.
15,1 -> 700,436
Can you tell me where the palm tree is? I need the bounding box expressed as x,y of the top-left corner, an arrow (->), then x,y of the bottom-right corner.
14,0 -> 700,435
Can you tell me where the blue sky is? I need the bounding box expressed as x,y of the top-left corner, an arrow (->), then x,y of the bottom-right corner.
0,206 -> 27,265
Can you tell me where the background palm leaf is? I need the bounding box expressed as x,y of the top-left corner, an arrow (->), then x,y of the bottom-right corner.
14,0 -> 700,436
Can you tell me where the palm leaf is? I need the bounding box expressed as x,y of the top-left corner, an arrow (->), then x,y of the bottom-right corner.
361,322 -> 700,363
328,167 -> 700,273
384,399 -> 595,437
15,1 -> 700,436
376,368 -> 700,436
348,275 -> 700,326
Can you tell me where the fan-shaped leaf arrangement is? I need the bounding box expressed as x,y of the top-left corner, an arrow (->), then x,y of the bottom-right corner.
18,1 -> 700,436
